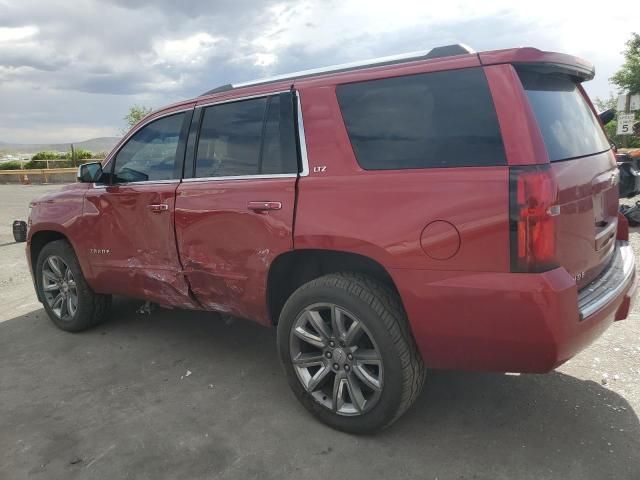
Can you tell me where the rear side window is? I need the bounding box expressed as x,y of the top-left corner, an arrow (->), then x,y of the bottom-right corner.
518,69 -> 610,162
196,98 -> 266,177
195,92 -> 297,178
336,68 -> 506,170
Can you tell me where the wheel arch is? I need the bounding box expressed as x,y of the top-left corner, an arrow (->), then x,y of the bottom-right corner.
29,230 -> 68,301
267,249 -> 402,325
29,229 -> 93,301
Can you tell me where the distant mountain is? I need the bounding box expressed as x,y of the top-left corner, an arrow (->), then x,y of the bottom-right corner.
0,137 -> 121,154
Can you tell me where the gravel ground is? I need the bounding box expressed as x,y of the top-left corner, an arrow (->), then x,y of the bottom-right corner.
0,184 -> 639,479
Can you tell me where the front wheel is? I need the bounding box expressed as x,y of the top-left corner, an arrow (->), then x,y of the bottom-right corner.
36,240 -> 111,332
277,273 -> 425,434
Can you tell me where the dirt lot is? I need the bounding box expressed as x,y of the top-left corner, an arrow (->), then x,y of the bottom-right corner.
1,184 -> 639,479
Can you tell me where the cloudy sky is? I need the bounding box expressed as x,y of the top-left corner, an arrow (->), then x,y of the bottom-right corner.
0,0 -> 636,143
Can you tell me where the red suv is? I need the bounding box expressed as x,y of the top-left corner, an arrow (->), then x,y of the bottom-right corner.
27,44 -> 637,433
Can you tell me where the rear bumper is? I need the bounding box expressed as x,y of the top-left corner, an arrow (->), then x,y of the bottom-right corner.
391,241 -> 636,373
578,243 -> 636,320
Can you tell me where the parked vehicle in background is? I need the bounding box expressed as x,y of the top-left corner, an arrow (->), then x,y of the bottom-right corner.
27,45 -> 637,433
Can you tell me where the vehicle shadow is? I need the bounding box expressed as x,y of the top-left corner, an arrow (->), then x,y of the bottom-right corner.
1,298 -> 638,480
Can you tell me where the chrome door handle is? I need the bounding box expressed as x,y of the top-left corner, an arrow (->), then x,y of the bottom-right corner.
247,201 -> 282,211
147,203 -> 169,213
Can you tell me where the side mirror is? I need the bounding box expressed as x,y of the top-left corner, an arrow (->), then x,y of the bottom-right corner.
598,108 -> 615,126
77,162 -> 104,183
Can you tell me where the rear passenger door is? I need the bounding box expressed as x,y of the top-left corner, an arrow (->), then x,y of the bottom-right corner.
175,91 -> 299,324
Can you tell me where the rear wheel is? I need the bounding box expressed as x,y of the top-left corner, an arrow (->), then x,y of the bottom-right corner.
36,240 -> 111,332
277,273 -> 425,433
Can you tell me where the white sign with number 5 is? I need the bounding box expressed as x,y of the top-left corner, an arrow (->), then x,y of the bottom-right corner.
617,113 -> 636,136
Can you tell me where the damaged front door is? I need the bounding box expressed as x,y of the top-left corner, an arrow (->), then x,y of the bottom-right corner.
82,107 -> 198,308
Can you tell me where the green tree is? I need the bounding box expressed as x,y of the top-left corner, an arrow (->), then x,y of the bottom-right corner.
74,149 -> 94,159
32,151 -> 66,160
594,95 -> 617,112
123,105 -> 153,133
0,161 -> 24,170
610,33 -> 640,94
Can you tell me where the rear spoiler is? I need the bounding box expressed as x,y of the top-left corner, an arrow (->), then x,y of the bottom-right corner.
479,48 -> 595,81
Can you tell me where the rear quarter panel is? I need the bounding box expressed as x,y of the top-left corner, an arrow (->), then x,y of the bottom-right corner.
293,80 -> 510,273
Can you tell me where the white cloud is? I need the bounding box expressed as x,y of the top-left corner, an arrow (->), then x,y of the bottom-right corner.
253,52 -> 277,67
0,0 -> 636,143
253,0 -> 637,101
154,33 -> 221,66
0,25 -> 38,43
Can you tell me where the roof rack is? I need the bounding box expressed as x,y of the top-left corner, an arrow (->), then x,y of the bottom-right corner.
200,43 -> 475,96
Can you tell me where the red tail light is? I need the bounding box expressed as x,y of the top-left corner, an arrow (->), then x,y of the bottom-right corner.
509,165 -> 559,272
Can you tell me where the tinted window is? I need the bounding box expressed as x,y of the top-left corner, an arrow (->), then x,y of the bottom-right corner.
195,93 -> 297,178
196,98 -> 266,177
113,112 -> 186,183
336,68 -> 506,170
518,70 -> 610,162
261,94 -> 298,174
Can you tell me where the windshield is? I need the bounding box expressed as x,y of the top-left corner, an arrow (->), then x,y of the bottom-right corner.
518,69 -> 610,162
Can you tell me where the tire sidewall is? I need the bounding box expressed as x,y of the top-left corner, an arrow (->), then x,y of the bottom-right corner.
277,277 -> 406,434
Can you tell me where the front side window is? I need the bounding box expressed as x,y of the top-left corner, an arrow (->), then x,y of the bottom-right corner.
195,92 -> 297,178
113,112 -> 186,183
336,67 -> 506,170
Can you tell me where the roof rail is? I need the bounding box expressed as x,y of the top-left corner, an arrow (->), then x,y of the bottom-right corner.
200,83 -> 234,96
199,43 -> 474,96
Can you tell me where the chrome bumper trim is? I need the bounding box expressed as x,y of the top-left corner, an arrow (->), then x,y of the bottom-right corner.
578,242 -> 636,320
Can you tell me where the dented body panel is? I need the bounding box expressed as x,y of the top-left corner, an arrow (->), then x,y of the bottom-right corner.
175,178 -> 296,325
79,182 -> 198,309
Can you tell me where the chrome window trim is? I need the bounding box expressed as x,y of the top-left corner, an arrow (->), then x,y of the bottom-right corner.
295,91 -> 310,177
92,179 -> 181,189
96,91 -> 310,186
189,90 -> 304,180
183,173 -> 297,183
197,90 -> 289,109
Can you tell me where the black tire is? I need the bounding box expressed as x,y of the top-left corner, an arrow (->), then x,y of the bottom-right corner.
13,221 -> 27,243
277,272 -> 425,434
35,240 -> 111,332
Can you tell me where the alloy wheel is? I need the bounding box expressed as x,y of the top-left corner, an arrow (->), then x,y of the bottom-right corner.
289,303 -> 383,416
41,255 -> 78,320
